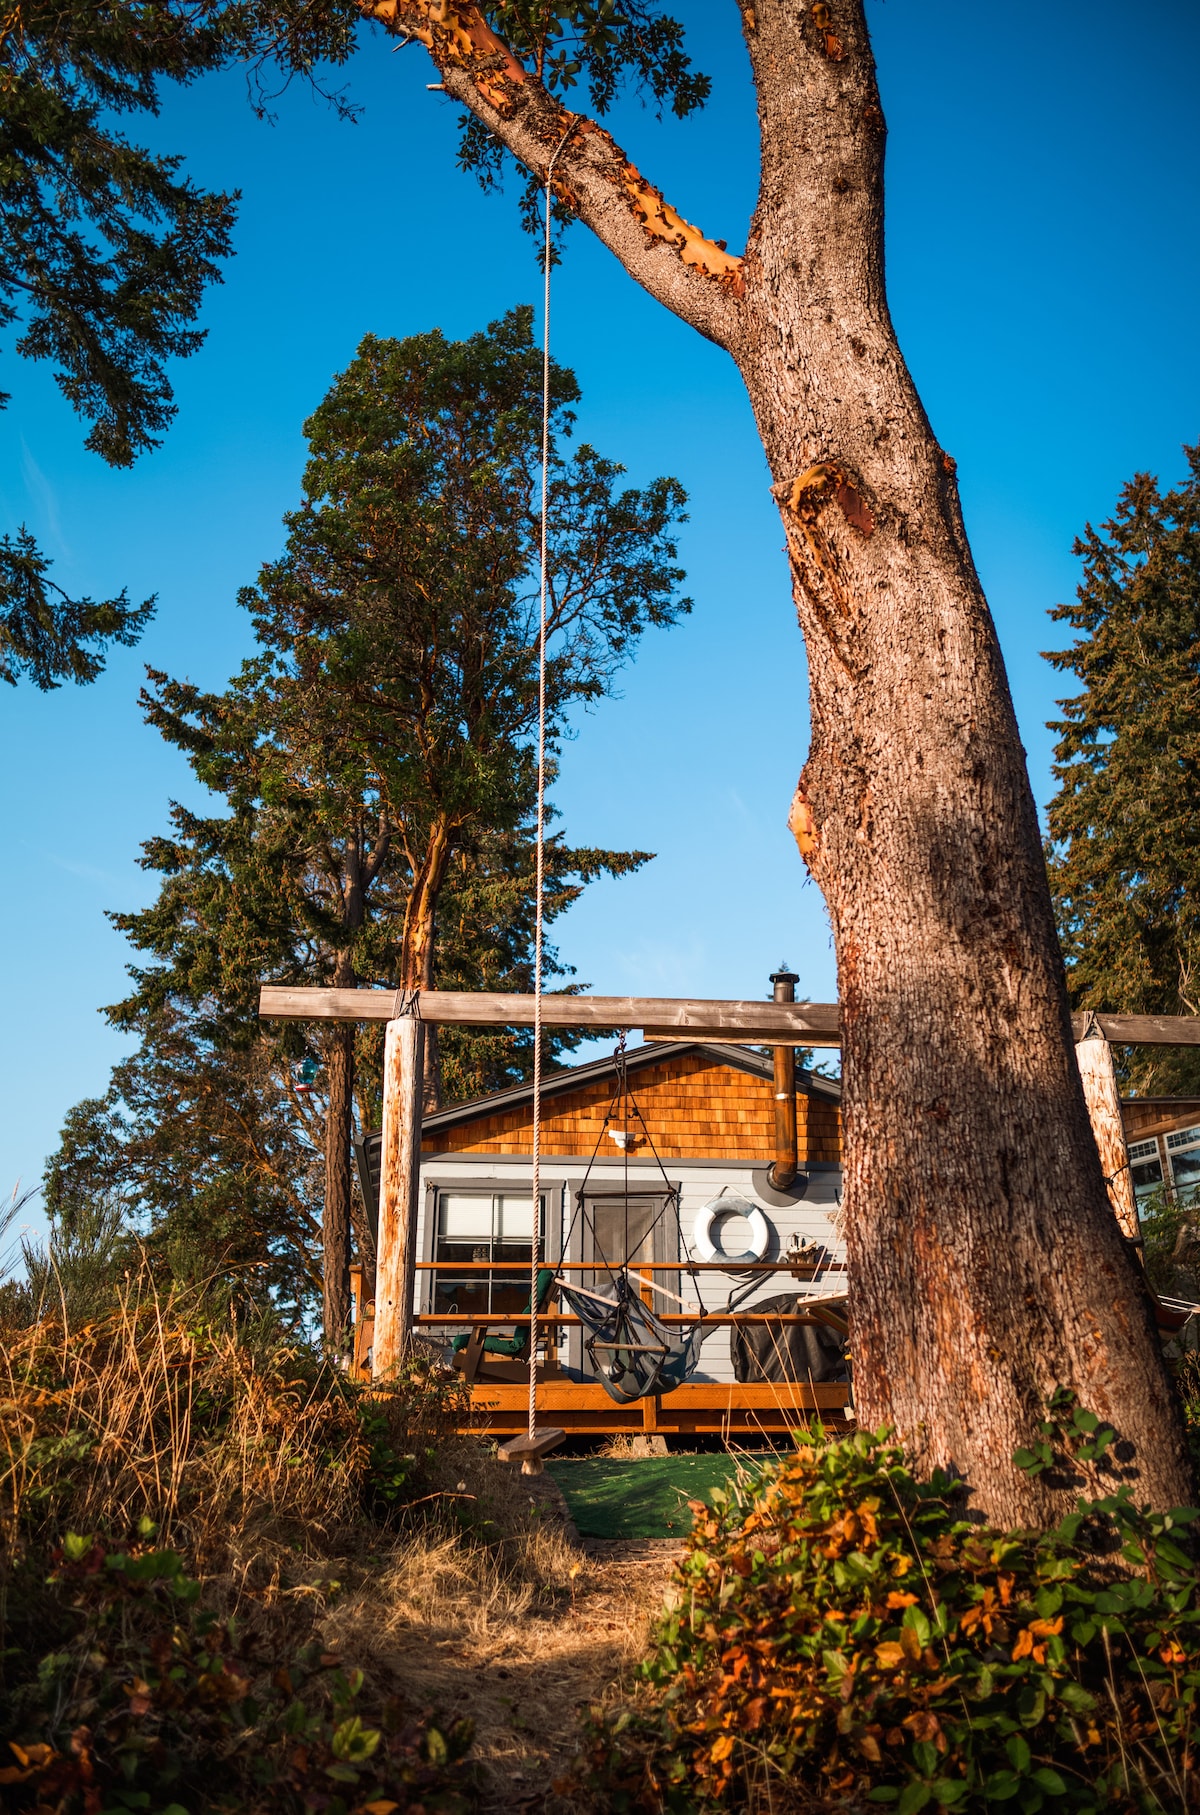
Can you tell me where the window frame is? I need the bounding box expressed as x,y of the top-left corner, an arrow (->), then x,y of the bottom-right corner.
420,1178 -> 566,1321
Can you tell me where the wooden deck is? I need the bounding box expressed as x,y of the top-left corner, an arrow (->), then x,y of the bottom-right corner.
349,1261 -> 851,1437
464,1377 -> 852,1438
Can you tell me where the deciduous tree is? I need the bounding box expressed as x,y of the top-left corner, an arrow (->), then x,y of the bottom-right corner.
284,0 -> 1189,1517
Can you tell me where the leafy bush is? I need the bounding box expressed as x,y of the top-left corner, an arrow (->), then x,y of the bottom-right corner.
0,1528 -> 476,1814
1141,1185 -> 1200,1304
582,1427 -> 1200,1812
0,1279 -> 481,1810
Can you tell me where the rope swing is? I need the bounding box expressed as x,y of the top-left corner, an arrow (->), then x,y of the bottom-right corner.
522,127 -> 573,1469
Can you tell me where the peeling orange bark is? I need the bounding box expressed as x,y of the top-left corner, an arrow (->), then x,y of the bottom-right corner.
785,463 -> 874,537
788,783 -> 819,860
619,167 -> 744,288
362,0 -> 745,298
812,2 -> 845,61
367,0 -> 526,108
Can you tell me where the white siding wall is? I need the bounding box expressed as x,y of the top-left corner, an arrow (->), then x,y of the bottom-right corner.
416,1155 -> 844,1385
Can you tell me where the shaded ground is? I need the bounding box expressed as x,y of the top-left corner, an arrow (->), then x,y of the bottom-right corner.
312,1448 -> 775,1806
320,1524 -> 674,1809
547,1452 -> 769,1538
310,1459 -> 682,1810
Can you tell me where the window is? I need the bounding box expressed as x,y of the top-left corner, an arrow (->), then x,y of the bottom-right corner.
1125,1128 -> 1200,1206
1167,1126 -> 1200,1198
430,1191 -> 546,1321
1129,1137 -> 1165,1204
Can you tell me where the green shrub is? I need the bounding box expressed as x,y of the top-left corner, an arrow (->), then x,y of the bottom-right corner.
583,1427 -> 1200,1812
0,1527 -> 476,1814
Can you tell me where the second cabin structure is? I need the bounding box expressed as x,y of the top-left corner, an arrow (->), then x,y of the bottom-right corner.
354,1037 -> 852,1437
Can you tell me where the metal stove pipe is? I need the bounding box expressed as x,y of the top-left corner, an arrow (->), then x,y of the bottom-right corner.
767,966 -> 799,1191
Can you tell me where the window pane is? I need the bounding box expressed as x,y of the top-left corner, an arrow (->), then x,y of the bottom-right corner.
1133,1158 -> 1164,1201
432,1272 -> 490,1317
496,1193 -> 535,1242
1128,1138 -> 1160,1162
1170,1149 -> 1200,1193
439,1193 -> 494,1241
1166,1125 -> 1200,1152
490,1242 -> 533,1314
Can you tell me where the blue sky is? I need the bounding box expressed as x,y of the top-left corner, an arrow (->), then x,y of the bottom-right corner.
2,0 -> 1198,1246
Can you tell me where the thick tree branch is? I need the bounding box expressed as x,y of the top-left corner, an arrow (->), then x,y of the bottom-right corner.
360,0 -> 746,349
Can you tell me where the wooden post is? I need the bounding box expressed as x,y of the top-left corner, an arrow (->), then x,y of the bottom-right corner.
1075,1013 -> 1140,1245
373,1008 -> 425,1377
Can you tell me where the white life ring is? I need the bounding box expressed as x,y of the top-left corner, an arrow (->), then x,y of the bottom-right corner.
693,1195 -> 771,1266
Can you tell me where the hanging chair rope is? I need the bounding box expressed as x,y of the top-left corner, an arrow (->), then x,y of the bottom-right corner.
529,127 -> 573,1449
549,1048 -> 784,1403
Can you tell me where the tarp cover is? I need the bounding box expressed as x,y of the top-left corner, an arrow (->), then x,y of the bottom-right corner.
730,1292 -> 848,1385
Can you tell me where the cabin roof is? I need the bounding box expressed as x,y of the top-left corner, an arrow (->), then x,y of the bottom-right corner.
421,1038 -> 841,1135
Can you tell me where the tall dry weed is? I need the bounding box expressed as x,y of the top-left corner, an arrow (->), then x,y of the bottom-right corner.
0,1269 -> 463,1575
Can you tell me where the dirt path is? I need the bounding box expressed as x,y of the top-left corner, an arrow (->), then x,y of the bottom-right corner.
464,1538 -> 677,1809
320,1471 -> 681,1811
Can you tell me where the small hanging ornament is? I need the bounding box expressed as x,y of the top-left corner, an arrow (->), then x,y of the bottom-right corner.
293,1055 -> 320,1094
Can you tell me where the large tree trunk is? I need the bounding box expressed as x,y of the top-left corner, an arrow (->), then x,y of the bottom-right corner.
733,0 -> 1190,1520
322,1020 -> 354,1347
368,0 -> 1193,1520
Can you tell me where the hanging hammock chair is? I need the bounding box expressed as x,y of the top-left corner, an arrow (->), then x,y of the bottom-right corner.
555,1271 -> 710,1404
552,1040 -> 765,1404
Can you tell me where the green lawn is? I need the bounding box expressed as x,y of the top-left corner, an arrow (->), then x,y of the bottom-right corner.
546,1452 -> 773,1539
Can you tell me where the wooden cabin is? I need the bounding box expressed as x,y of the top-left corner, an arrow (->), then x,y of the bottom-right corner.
1121,1099 -> 1200,1210
354,1040 -> 850,1437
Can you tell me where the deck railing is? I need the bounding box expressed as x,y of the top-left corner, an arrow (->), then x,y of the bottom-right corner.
408,1256 -> 846,1332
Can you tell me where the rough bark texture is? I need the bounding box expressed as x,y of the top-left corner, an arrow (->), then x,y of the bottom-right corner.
322,1021 -> 354,1345
364,0 -> 1194,1518
400,819 -> 451,1113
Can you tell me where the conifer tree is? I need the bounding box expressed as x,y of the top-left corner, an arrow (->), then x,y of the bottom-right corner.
48,309 -> 686,1343
47,795 -> 618,1329
244,308 -> 686,1025
1046,444 -> 1200,1096
0,1 -> 255,686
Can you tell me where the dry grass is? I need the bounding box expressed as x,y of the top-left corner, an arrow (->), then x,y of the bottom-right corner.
0,1278 -> 382,1573
1,1274 -> 676,1810
316,1472 -> 676,1809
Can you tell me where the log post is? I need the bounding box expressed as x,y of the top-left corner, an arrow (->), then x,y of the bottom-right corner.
1075,1012 -> 1141,1245
373,1005 -> 426,1377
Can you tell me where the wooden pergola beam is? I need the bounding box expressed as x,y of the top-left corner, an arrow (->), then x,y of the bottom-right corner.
259,986 -> 1200,1048
259,985 -> 842,1043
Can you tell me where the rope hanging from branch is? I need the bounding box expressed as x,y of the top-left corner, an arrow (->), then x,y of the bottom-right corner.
529,130 -> 572,1449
